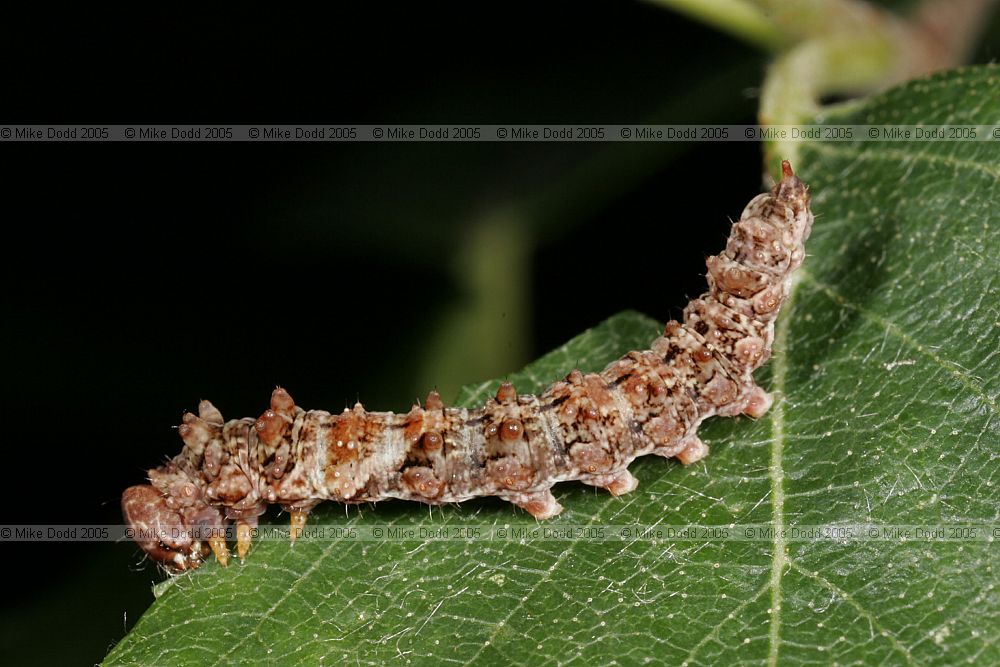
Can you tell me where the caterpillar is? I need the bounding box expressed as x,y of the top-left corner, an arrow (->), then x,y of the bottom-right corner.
122,161 -> 813,572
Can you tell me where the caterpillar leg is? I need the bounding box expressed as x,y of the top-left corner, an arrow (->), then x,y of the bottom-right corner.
281,501 -> 321,544
584,469 -> 639,496
236,520 -> 254,562
289,511 -> 308,543
208,534 -> 230,567
742,385 -> 773,419
509,490 -> 564,519
676,436 -> 709,465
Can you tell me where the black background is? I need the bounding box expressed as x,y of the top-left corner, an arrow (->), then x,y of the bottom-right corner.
4,5 -> 994,665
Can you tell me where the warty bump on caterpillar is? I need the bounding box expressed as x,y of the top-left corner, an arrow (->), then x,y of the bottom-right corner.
122,161 -> 813,572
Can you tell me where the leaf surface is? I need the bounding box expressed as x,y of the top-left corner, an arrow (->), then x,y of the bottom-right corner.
105,66 -> 1000,666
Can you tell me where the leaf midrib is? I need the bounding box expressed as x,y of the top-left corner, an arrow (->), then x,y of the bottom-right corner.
766,281 -> 794,667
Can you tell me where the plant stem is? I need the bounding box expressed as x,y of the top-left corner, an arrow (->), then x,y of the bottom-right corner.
760,33 -> 896,168
651,0 -> 997,174
756,0 -> 997,173
643,0 -> 789,51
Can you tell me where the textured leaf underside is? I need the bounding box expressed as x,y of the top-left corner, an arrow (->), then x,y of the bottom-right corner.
105,66 -> 999,666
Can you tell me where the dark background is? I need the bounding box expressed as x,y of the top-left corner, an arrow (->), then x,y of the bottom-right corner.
2,4 -> 995,666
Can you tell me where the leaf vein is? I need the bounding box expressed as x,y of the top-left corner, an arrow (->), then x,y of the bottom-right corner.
788,560 -> 919,666
800,269 -> 999,415
809,142 -> 1000,180
207,538 -> 342,667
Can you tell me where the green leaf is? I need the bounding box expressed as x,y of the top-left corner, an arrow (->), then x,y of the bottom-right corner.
105,66 -> 999,666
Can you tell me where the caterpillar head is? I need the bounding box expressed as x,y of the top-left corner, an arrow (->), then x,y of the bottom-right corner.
122,484 -> 224,572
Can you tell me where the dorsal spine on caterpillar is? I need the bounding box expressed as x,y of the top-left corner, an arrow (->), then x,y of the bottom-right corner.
122,161 -> 813,571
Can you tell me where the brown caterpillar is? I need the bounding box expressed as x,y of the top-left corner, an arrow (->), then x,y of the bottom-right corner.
122,161 -> 812,572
